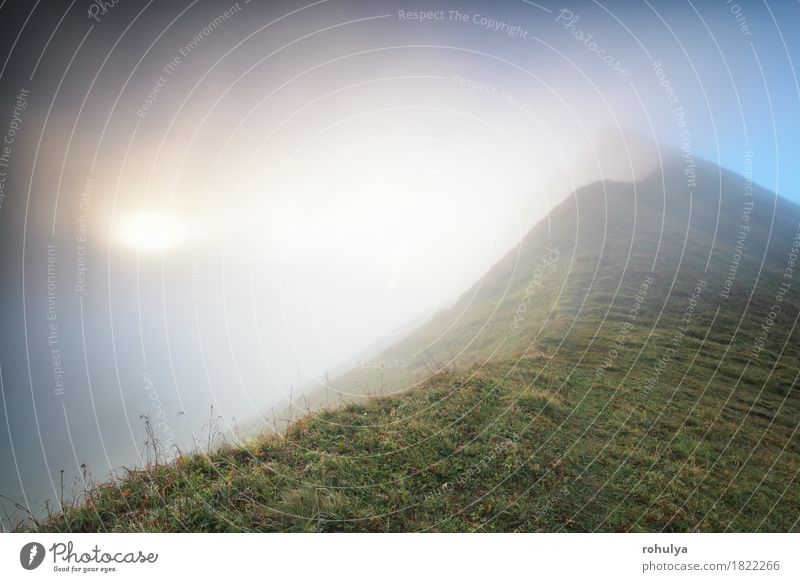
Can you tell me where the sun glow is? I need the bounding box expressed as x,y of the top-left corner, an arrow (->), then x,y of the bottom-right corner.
119,212 -> 186,252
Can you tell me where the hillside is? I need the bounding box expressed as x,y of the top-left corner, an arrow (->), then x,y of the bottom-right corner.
333,154 -> 800,394
33,156 -> 800,532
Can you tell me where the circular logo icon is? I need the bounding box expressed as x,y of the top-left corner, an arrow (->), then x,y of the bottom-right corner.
20,542 -> 46,570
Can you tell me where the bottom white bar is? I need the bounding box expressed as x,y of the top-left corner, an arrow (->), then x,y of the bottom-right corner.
1,533 -> 797,581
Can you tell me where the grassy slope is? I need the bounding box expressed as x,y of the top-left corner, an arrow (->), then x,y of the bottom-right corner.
37,157 -> 800,532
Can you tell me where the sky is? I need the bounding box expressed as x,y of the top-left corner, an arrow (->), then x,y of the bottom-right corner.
0,0 -> 798,525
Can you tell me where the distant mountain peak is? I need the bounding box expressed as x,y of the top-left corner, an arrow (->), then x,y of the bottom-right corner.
574,129 -> 662,184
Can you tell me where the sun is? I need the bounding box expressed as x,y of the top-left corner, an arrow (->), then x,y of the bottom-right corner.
119,212 -> 186,252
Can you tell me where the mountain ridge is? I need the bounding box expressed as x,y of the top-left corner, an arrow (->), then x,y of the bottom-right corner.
327,154 -> 800,396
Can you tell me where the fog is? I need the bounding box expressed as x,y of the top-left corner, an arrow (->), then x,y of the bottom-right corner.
1,0 -> 797,526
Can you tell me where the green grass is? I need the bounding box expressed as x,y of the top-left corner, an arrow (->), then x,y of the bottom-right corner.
32,348 -> 800,531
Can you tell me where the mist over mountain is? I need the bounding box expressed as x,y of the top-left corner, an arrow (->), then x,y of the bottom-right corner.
329,153 -> 800,396
2,0 -> 799,535
34,153 -> 800,532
